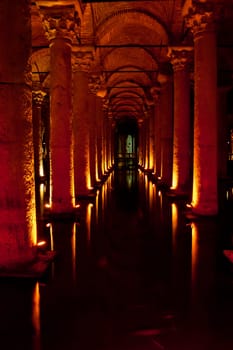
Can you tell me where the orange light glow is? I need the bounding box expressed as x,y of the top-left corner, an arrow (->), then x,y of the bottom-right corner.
30,206 -> 37,246
95,190 -> 100,223
149,181 -> 154,210
46,223 -> 54,251
172,203 -> 178,252
39,183 -> 45,211
37,240 -> 46,247
95,151 -> 101,182
171,170 -> 178,190
191,222 -> 198,287
39,164 -> 44,178
71,223 -> 76,281
32,282 -> 41,350
192,163 -> 199,208
86,203 -> 93,242
86,168 -> 92,190
71,135 -> 75,207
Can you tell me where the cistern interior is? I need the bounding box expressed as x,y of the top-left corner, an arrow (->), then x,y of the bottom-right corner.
0,0 -> 233,349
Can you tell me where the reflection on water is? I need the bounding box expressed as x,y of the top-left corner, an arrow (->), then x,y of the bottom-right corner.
32,282 -> 41,350
0,169 -> 233,350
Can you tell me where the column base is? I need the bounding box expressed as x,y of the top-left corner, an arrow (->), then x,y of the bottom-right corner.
185,206 -> 218,220
0,248 -> 56,279
76,191 -> 96,201
44,207 -> 80,221
156,178 -> 170,190
166,188 -> 189,200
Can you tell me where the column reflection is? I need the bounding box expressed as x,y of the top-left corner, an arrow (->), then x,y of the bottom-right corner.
71,222 -> 77,282
32,282 -> 41,350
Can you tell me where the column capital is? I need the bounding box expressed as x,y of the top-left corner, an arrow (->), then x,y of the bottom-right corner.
167,46 -> 193,71
32,89 -> 46,107
102,99 -> 113,119
38,4 -> 80,44
183,0 -> 215,36
88,73 -> 107,97
150,85 -> 161,102
102,98 -> 109,110
72,47 -> 95,73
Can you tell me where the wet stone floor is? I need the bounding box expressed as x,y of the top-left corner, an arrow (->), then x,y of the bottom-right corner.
0,169 -> 233,350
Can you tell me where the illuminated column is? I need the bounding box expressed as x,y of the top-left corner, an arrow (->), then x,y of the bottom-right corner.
72,49 -> 93,198
138,119 -> 144,166
96,97 -> 104,180
168,47 -> 193,195
40,4 -> 78,213
102,103 -> 107,173
0,0 -> 37,263
106,113 -> 112,170
32,88 -> 46,181
111,119 -> 116,167
88,75 -> 101,188
141,110 -> 150,171
32,88 -> 47,231
184,2 -> 218,215
139,118 -> 147,168
159,75 -> 173,187
148,106 -> 155,172
102,100 -> 111,173
151,87 -> 162,178
143,116 -> 149,169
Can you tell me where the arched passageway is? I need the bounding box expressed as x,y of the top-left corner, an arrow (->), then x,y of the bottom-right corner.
114,118 -> 138,169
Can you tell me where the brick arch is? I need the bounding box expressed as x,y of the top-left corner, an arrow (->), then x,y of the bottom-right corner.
31,48 -> 50,87
103,47 -> 158,73
106,66 -> 154,89
96,8 -> 170,45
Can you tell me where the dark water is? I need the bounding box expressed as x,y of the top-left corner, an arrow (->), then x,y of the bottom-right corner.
0,170 -> 233,350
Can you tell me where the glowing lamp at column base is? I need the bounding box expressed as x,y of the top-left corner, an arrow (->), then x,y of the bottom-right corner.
186,203 -> 193,209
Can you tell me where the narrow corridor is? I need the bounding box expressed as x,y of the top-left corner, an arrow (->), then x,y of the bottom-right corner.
0,170 -> 232,350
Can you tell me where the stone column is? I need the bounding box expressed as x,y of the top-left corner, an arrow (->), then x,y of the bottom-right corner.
144,112 -> 150,171
106,113 -> 112,171
88,75 -> 101,189
184,1 -> 218,215
138,119 -> 144,167
32,88 -> 46,227
96,97 -> 104,181
151,86 -> 162,179
111,119 -> 116,167
159,76 -> 173,187
148,106 -> 155,172
0,0 -> 37,264
138,118 -> 146,169
102,100 -> 111,173
168,47 -> 193,196
40,4 -> 79,213
72,49 -> 94,199
32,89 -> 46,182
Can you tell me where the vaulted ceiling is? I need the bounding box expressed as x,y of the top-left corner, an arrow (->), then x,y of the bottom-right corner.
31,0 -> 233,123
